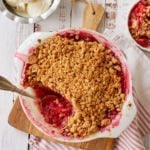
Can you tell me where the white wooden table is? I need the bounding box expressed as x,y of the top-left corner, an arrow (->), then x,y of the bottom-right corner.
0,0 -> 150,150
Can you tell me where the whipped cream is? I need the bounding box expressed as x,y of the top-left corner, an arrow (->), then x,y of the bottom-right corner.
5,0 -> 53,17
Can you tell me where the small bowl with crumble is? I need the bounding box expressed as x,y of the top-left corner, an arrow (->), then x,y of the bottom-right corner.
128,0 -> 150,52
15,29 -> 136,142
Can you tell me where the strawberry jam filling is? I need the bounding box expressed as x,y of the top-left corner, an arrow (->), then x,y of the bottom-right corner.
129,1 -> 150,47
33,85 -> 72,128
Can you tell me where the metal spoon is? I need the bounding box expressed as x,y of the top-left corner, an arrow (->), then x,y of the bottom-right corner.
0,75 -> 35,99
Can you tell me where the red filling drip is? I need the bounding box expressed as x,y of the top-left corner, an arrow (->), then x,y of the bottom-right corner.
58,31 -> 98,42
107,110 -> 118,120
22,64 -> 30,87
117,70 -> 126,94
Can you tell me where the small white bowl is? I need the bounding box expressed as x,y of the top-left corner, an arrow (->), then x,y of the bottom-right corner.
127,1 -> 150,52
15,29 -> 136,142
0,0 -> 60,24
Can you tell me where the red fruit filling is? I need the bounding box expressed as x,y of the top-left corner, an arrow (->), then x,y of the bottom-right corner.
33,85 -> 72,128
129,1 -> 150,48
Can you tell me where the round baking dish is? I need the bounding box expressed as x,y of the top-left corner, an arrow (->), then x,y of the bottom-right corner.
15,29 -> 136,142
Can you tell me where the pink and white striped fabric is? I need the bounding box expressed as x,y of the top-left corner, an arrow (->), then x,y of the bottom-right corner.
114,89 -> 150,150
29,32 -> 150,150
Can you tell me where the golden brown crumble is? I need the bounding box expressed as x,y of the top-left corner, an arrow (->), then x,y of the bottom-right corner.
24,35 -> 125,137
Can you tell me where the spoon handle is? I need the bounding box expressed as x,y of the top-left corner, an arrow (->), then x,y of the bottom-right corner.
0,75 -> 35,99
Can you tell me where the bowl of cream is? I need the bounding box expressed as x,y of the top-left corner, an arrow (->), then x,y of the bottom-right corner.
0,0 -> 60,23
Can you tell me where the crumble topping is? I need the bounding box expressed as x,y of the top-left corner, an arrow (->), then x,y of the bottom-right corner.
23,35 -> 126,137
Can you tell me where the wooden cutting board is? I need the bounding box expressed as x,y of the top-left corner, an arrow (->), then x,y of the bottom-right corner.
8,3 -> 114,150
8,99 -> 114,150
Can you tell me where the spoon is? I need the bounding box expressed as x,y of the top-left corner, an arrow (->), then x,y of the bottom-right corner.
0,75 -> 35,99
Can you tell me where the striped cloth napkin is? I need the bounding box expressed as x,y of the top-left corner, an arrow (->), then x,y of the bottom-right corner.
29,31 -> 150,150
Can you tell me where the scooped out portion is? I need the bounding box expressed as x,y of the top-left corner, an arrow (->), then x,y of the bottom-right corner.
32,85 -> 73,128
22,30 -> 127,138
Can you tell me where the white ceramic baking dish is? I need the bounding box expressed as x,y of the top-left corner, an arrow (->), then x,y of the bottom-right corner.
14,29 -> 136,142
